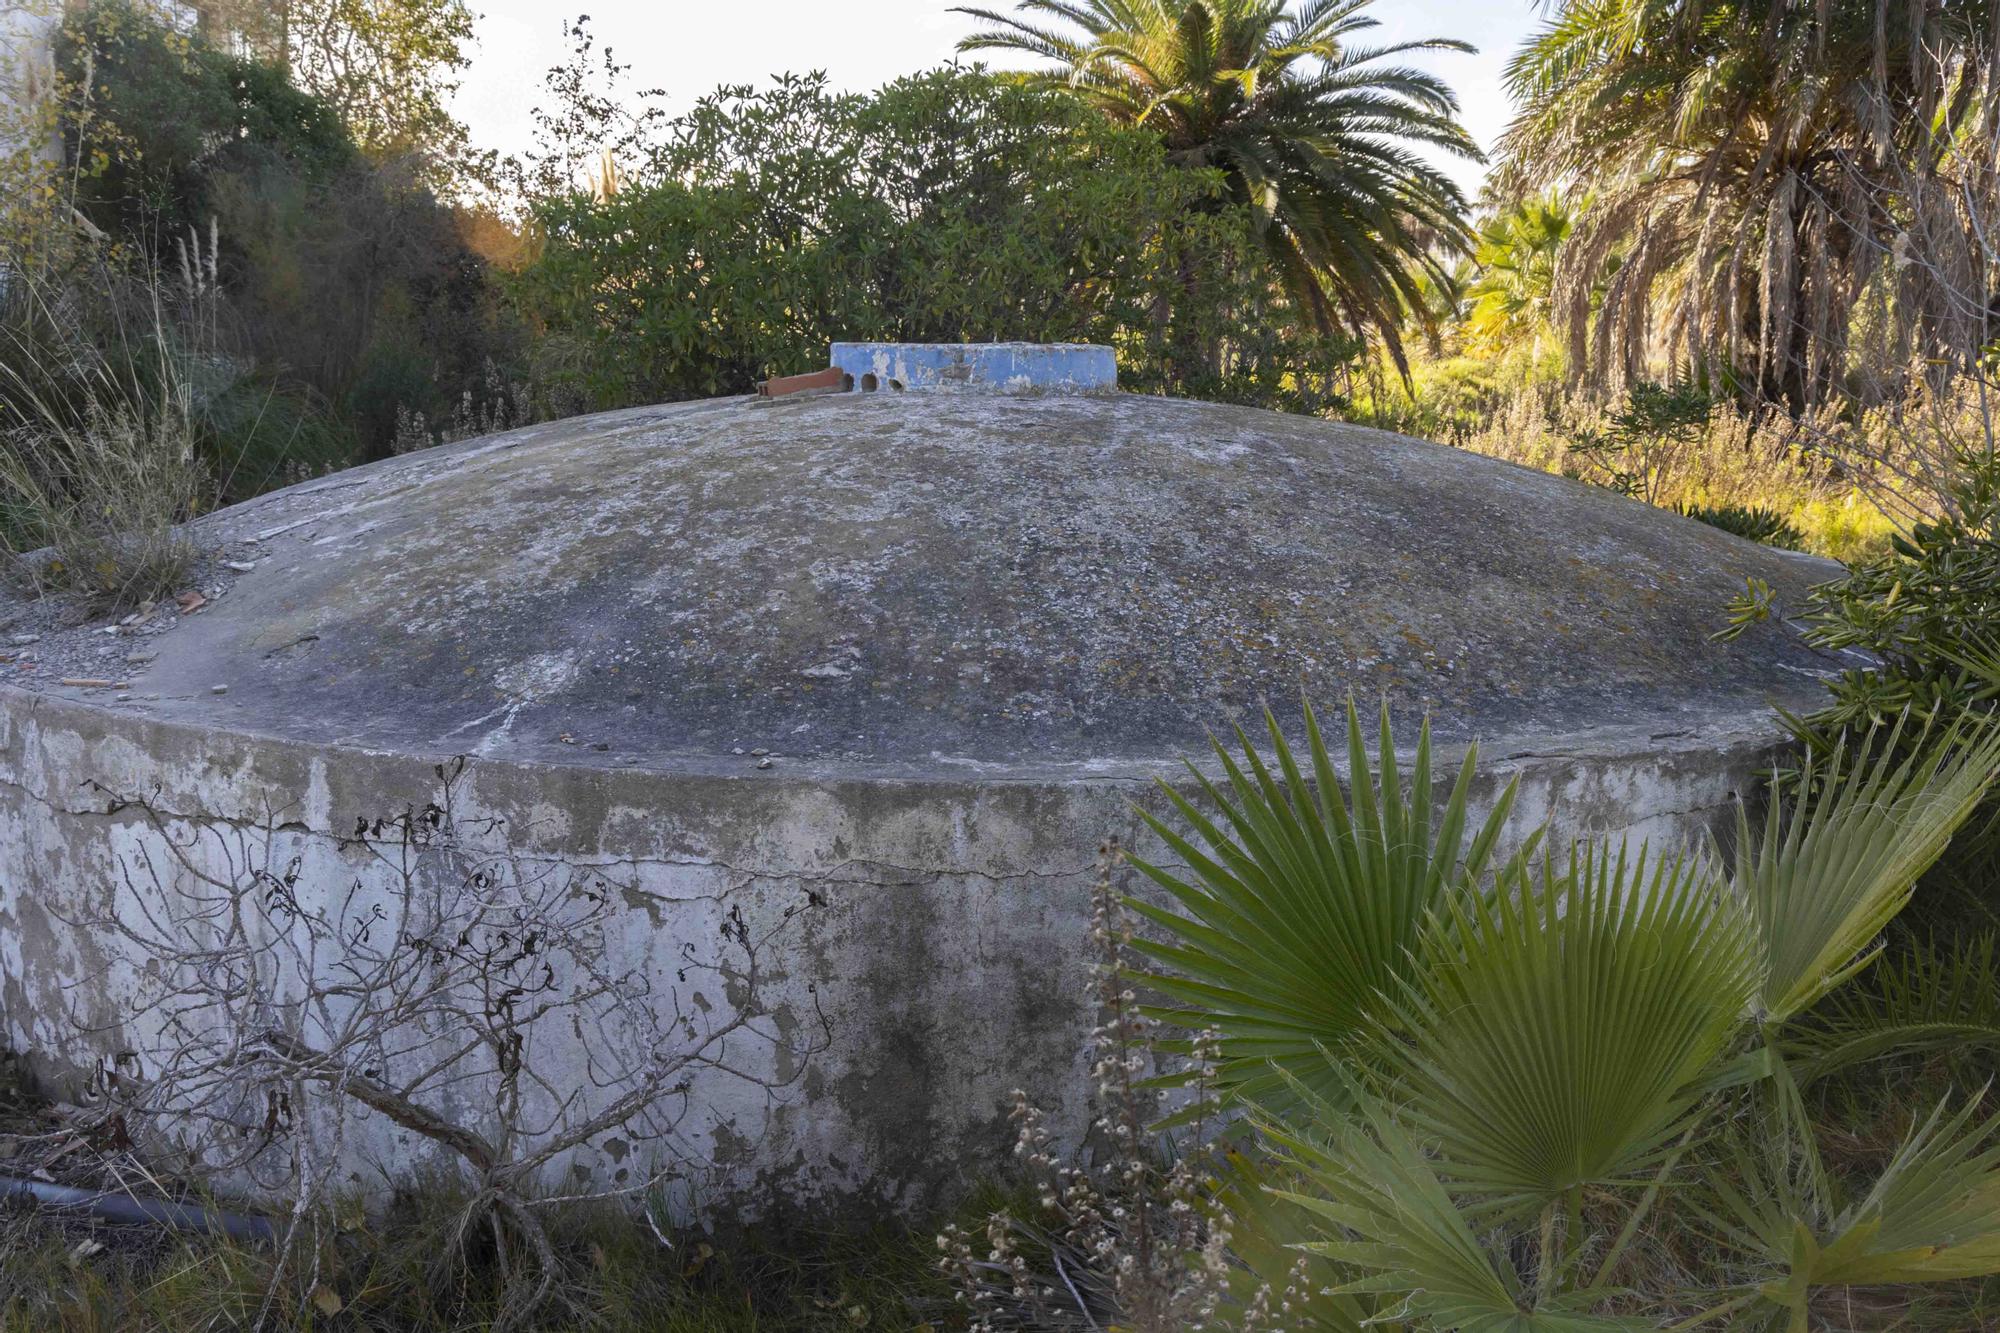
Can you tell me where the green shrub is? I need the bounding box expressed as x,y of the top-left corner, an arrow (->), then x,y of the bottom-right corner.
54,0 -> 358,244
1787,447 -> 2000,742
1679,500 -> 1806,548
52,1 -> 531,468
199,377 -> 355,500
1564,379 -> 1716,502
1125,702 -> 2000,1329
1772,447 -> 2000,933
512,67 -> 1326,410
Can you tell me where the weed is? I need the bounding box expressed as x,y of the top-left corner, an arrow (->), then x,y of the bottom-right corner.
0,267 -> 206,608
0,1182 -> 981,1331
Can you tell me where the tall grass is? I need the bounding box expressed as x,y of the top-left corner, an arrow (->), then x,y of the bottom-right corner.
1443,386 -> 1901,563
0,260 -> 212,608
0,1173 -> 986,1331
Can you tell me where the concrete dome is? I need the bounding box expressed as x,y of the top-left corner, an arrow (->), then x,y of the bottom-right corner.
0,368 -> 1841,1216
100,391 -> 1823,768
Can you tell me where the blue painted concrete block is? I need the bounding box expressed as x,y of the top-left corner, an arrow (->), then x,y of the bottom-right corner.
829,342 -> 1117,393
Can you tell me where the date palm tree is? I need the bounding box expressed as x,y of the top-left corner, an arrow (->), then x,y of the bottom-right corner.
954,0 -> 1481,378
1502,0 -> 2000,408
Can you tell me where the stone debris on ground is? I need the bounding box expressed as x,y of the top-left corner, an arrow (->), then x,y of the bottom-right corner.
0,546 -> 265,696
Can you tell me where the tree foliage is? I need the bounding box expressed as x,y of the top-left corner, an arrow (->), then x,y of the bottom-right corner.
27,0 -> 525,484
1504,0 -> 2000,408
165,0 -> 478,179
956,0 -> 1480,377
269,0 -> 474,168
1462,193 -> 1574,355
513,66 -> 1348,409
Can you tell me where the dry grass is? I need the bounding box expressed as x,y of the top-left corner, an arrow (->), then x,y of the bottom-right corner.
0,1181 -> 987,1332
0,270 -> 208,610
1451,388 -> 1901,564
0,399 -> 204,608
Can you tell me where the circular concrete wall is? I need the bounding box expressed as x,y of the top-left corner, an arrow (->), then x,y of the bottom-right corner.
0,382 -> 1839,1214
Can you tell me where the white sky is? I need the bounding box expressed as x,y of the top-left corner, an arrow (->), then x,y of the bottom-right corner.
451,1 -> 1539,194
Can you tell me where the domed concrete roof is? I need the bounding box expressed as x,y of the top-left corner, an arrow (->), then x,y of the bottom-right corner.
34,391 -> 1839,772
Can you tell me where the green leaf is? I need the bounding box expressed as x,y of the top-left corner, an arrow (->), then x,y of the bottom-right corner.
1379,842 -> 1755,1215
1126,696 -> 1526,1112
1210,1144 -> 1373,1332
1792,932 -> 2000,1081
1733,719 -> 2000,1024
1702,1095 -> 2000,1320
1259,1073 -> 1655,1332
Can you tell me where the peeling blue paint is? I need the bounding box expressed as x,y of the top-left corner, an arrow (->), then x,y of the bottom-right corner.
829,342 -> 1116,393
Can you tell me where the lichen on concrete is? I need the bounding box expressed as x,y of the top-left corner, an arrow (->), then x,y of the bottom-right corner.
1,390 -> 1839,770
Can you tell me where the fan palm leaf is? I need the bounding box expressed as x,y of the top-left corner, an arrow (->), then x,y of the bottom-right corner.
1702,1096 -> 2000,1327
1730,718 -> 2000,1024
1377,842 -> 1756,1215
1791,933 -> 2000,1080
1125,697 -> 1524,1113
1260,1073 -> 1656,1331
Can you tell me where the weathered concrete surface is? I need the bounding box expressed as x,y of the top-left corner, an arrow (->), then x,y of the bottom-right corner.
33,391 -> 1833,769
0,391 -> 1846,1215
0,690 -> 1804,1215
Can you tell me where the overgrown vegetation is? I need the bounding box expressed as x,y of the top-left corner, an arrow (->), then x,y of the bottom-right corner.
927,703 -> 2000,1331
0,1171 -> 987,1330
1789,451 -> 2000,742
954,0 -> 1478,381
4,2 -> 2000,1328
512,66 -> 1334,411
6,713 -> 2000,1330
0,260 -> 210,606
52,0 -> 530,467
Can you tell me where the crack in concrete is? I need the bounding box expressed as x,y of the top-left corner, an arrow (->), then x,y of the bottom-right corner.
0,765 -> 1110,890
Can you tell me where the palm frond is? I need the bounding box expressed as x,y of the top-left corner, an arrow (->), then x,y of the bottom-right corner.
1732,718 -> 2000,1024
1702,1094 -> 2000,1322
1210,1144 -> 1373,1332
1126,697 -> 1525,1113
1260,1072 -> 1658,1331
952,0 -> 1476,354
1791,932 -> 2000,1080
1379,841 -> 1755,1216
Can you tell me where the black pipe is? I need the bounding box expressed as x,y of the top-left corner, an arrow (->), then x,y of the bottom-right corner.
0,1173 -> 275,1244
